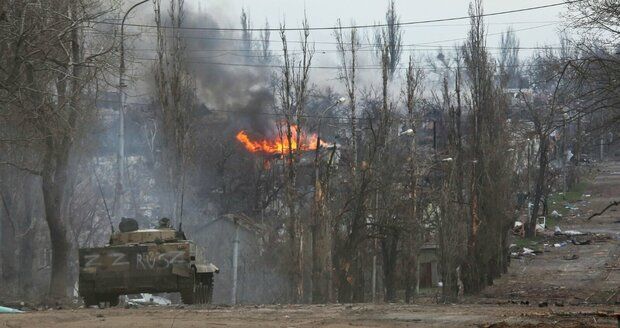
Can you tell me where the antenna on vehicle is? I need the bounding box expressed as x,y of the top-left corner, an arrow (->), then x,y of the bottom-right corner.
92,166 -> 115,234
178,167 -> 186,233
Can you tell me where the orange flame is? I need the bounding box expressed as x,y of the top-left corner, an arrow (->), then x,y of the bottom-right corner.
236,125 -> 327,155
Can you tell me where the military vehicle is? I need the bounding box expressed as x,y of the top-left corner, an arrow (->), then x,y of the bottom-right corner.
78,218 -> 218,306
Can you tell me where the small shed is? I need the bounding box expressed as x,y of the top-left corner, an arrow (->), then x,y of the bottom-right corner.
417,243 -> 440,289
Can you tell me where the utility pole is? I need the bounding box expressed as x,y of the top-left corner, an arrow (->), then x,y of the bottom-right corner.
116,0 -> 149,219
231,222 -> 240,305
562,113 -> 567,192
311,98 -> 344,303
432,120 -> 437,155
372,191 -> 378,302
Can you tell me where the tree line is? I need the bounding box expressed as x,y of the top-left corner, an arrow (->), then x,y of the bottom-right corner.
0,0 -> 618,304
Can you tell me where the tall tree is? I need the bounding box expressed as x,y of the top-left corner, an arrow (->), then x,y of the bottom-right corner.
278,17 -> 314,303
461,0 -> 514,292
152,0 -> 195,222
374,0 -> 403,79
0,0 -> 112,299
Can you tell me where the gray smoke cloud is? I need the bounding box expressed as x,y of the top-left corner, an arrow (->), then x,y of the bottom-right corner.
179,11 -> 276,136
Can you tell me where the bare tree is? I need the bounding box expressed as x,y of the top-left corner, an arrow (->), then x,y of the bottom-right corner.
374,0 -> 403,79
521,49 -> 572,237
152,0 -> 195,222
259,19 -> 272,64
402,55 -> 424,303
0,0 -> 113,299
333,20 -> 370,303
278,17 -> 314,303
461,0 -> 515,292
498,27 -> 521,89
240,8 -> 253,60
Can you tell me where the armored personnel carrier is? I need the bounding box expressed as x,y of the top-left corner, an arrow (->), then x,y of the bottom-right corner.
78,218 -> 218,306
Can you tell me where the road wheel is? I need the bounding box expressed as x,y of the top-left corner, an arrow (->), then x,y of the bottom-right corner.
197,283 -> 207,304
82,293 -> 98,307
195,273 -> 213,304
108,294 -> 119,307
180,273 -> 213,305
205,275 -> 213,304
180,288 -> 195,304
180,276 -> 196,305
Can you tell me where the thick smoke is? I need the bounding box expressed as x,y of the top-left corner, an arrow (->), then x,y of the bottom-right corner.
123,5 -> 289,304
179,11 -> 276,136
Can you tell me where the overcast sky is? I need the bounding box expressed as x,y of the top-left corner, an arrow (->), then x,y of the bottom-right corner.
126,0 -> 572,97
188,0 -> 568,55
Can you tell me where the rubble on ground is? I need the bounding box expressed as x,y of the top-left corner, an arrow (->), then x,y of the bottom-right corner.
124,294 -> 171,306
0,305 -> 24,313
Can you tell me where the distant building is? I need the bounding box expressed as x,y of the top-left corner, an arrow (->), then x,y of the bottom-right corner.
418,243 -> 440,289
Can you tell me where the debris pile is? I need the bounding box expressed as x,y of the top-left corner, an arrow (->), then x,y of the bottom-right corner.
0,305 -> 24,314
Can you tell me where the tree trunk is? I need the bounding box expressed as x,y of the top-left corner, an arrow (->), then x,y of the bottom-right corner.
18,177 -> 36,299
404,253 -> 417,303
0,187 -> 17,297
41,142 -> 72,300
381,232 -> 399,302
352,248 -> 365,303
311,197 -> 332,303
335,251 -> 353,303
527,135 -> 548,237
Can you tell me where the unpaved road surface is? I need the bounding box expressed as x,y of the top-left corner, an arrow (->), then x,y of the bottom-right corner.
2,161 -> 619,327
1,304 -> 619,328
482,160 -> 620,305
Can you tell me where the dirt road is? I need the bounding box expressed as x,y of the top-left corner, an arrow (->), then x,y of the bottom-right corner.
2,161 -> 619,327
1,303 -> 619,328
482,160 -> 620,305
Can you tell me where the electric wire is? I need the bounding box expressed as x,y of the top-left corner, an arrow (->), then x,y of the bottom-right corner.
90,1 -> 578,32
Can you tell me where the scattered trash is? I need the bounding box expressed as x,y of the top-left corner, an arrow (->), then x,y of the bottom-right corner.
563,254 -> 579,260
564,204 -> 579,211
125,293 -> 171,306
571,238 -> 592,245
554,227 -> 586,236
536,216 -> 546,231
522,248 -> 535,255
551,210 -> 562,218
538,301 -> 548,307
584,194 -> 591,198
512,221 -> 525,236
0,306 -> 24,313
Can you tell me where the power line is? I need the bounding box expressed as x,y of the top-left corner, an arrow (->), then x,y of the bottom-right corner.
123,47 -> 555,60
85,23 -> 563,50
91,1 -> 577,32
415,24 -> 560,46
123,56 -> 575,71
86,30 -> 564,51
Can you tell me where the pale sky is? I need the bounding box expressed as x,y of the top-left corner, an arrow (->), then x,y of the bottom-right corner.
125,0 -> 571,98
189,0 -> 568,53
